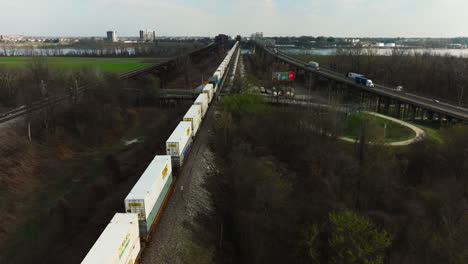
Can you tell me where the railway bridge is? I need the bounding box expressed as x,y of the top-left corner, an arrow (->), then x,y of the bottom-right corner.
0,42 -> 222,124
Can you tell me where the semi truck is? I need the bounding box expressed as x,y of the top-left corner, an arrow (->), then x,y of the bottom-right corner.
347,72 -> 374,87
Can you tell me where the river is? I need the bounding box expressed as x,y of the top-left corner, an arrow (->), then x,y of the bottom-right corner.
283,48 -> 468,57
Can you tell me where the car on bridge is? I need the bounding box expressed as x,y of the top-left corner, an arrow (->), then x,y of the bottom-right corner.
307,61 -> 320,70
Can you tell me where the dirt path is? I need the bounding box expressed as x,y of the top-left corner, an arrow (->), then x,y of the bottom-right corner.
339,111 -> 426,146
140,101 -> 217,264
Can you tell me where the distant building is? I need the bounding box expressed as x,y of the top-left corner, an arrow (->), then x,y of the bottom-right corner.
139,29 -> 156,42
376,43 -> 385,47
106,31 -> 118,42
251,32 -> 264,42
0,35 -> 25,42
264,38 -> 276,46
385,43 -> 396,47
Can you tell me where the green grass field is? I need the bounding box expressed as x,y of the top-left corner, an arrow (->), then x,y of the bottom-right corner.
343,112 -> 416,143
0,57 -> 155,74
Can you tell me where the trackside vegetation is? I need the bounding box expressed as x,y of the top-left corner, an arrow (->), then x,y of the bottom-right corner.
205,92 -> 468,264
343,112 -> 416,142
303,211 -> 392,264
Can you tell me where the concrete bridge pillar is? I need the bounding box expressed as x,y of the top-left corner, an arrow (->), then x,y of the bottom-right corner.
327,80 -> 335,104
377,97 -> 382,113
427,111 -> 434,121
439,113 -> 445,124
446,116 -> 453,124
411,105 -> 416,121
384,98 -> 390,114
396,103 -> 401,118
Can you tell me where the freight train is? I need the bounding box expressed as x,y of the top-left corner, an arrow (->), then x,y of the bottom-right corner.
81,41 -> 239,264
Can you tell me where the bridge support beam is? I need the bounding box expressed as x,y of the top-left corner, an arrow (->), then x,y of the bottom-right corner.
384,98 -> 390,114
376,97 -> 382,113
411,105 -> 417,121
396,102 -> 401,118
427,111 -> 434,121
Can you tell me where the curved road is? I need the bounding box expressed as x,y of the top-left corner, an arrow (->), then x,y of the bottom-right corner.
339,111 -> 426,146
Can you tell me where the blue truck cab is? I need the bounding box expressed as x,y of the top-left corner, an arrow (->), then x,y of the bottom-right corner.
355,76 -> 374,87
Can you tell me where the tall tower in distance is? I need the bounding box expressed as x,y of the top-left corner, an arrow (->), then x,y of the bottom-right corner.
139,29 -> 156,42
106,31 -> 118,42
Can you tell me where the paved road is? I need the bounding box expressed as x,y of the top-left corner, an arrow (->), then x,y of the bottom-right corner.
268,48 -> 468,121
339,111 -> 426,146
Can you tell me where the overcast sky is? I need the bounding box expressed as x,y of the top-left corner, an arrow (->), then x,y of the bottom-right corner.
1,0 -> 467,38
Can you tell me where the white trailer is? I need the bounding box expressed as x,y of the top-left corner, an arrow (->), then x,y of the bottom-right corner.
166,121 -> 193,167
347,72 -> 362,79
214,71 -> 222,84
194,93 -> 209,118
81,213 -> 140,264
183,105 -> 202,136
203,84 -> 214,103
124,156 -> 173,240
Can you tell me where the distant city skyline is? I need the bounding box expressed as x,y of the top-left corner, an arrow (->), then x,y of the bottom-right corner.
1,0 -> 468,38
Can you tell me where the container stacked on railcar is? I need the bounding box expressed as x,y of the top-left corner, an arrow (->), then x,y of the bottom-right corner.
80,41 -> 240,264
166,121 -> 193,168
124,155 -> 173,240
81,213 -> 140,264
183,105 -> 202,137
203,84 -> 214,103
194,93 -> 209,118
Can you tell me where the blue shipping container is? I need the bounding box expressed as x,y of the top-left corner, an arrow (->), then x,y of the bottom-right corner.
355,76 -> 368,85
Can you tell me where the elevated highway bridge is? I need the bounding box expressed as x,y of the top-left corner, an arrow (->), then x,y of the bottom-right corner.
258,44 -> 468,122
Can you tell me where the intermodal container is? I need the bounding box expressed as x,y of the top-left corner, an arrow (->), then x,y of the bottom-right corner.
203,84 -> 214,102
347,72 -> 362,79
124,156 -> 173,239
194,93 -> 209,118
214,71 -> 221,83
81,213 -> 140,264
166,121 -> 193,167
183,105 -> 202,136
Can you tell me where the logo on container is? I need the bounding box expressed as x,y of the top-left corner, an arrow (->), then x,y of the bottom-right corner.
162,165 -> 168,180
118,233 -> 131,259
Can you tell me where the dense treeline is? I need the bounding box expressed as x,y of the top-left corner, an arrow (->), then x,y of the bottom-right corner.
0,59 -> 101,108
271,36 -> 468,48
0,69 -> 187,263
292,49 -> 468,106
207,92 -> 468,264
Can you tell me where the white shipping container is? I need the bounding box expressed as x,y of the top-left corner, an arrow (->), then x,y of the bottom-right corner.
183,105 -> 202,136
203,84 -> 214,102
81,213 -> 140,264
217,66 -> 225,76
124,156 -> 173,239
124,238 -> 140,264
166,121 -> 193,167
214,71 -> 221,81
194,93 -> 208,117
